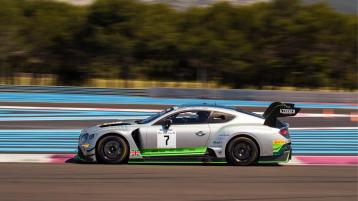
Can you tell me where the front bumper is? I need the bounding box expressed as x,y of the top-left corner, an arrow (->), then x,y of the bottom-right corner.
77,129 -> 97,162
76,146 -> 96,162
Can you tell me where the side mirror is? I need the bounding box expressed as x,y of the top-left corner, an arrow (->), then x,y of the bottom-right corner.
162,119 -> 172,130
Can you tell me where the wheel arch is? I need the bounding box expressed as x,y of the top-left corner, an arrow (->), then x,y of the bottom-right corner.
225,133 -> 261,157
95,132 -> 130,152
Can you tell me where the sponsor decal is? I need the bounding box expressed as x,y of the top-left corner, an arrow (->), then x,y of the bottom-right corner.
210,133 -> 229,147
211,137 -> 225,147
272,139 -> 286,154
130,149 -> 141,157
273,139 -> 286,145
279,108 -> 296,115
157,128 -> 176,148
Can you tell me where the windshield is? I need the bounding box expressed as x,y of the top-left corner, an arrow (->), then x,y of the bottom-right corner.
136,107 -> 176,124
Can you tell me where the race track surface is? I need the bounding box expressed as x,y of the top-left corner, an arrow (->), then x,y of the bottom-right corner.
0,101 -> 356,155
0,163 -> 356,201
0,93 -> 356,201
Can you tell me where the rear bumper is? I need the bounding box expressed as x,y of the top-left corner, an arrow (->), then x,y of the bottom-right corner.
258,143 -> 292,164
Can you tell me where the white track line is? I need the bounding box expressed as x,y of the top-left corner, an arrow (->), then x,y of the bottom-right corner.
255,112 -> 357,118
0,154 -> 53,163
294,113 -> 358,118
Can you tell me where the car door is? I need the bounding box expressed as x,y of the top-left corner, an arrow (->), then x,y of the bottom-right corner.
141,110 -> 212,157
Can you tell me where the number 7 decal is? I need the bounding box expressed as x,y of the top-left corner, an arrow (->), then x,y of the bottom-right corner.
164,135 -> 170,145
157,129 -> 176,148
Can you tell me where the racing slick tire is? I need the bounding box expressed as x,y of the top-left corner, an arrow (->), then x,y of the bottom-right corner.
225,136 -> 259,166
96,135 -> 129,164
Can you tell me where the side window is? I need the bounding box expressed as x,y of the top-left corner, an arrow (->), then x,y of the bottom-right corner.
172,111 -> 211,124
208,111 -> 235,123
156,110 -> 211,125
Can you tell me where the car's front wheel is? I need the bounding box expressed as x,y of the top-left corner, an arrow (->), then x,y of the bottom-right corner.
225,136 -> 259,166
96,135 -> 129,164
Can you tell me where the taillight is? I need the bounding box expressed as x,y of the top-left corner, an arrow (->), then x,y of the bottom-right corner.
279,128 -> 289,136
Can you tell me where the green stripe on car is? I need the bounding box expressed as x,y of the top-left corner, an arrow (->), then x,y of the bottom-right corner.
140,146 -> 207,157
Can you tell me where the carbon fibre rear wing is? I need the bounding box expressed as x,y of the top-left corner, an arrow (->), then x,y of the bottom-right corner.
263,102 -> 301,127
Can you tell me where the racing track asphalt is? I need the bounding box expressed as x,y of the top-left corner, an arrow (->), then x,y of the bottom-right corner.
0,101 -> 356,201
0,163 -> 356,201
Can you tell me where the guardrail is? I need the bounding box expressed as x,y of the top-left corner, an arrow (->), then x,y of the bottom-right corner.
0,85 -> 148,96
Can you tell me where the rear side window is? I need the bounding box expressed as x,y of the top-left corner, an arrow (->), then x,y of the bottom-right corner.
208,111 -> 235,123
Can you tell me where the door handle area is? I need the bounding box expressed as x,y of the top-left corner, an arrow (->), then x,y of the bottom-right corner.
195,131 -> 206,136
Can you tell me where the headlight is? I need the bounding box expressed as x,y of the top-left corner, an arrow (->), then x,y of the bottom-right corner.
89,134 -> 94,140
81,133 -> 89,142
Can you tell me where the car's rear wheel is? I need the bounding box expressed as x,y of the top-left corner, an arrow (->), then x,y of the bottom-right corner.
96,135 -> 129,164
225,136 -> 259,166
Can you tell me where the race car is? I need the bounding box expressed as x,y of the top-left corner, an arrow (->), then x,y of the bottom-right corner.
76,102 -> 300,165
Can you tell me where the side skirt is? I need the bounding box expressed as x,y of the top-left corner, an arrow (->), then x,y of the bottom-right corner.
129,149 -> 225,163
139,146 -> 208,157
129,156 -> 227,164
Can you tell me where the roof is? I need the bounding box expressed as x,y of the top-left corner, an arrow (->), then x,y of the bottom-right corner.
178,103 -> 238,112
178,103 -> 264,119
178,103 -> 237,110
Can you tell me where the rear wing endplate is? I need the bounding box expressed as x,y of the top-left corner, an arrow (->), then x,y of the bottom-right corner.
263,102 -> 301,127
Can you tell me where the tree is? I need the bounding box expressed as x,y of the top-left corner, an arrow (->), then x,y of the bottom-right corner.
0,0 -> 26,84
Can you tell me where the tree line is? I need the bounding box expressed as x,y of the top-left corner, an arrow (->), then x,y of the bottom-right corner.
0,0 -> 356,89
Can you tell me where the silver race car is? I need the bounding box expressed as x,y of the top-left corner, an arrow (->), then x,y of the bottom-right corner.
76,102 -> 300,166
